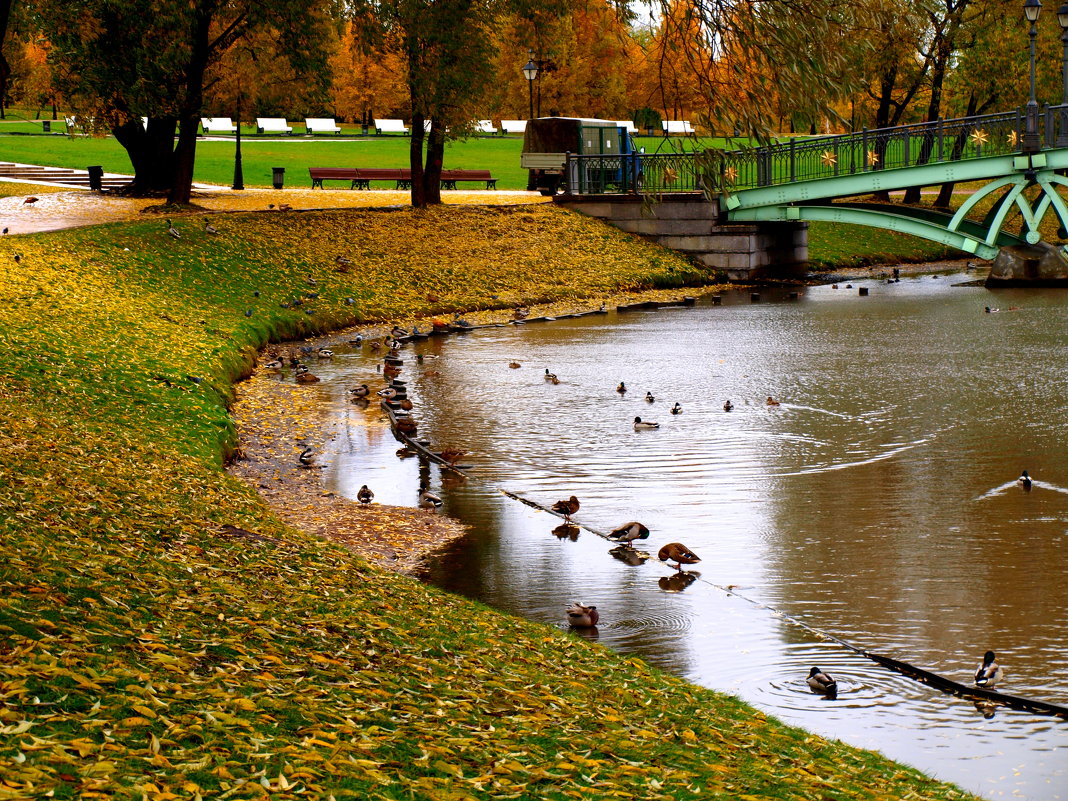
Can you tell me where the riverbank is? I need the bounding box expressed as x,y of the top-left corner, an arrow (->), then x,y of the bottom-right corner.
0,202 -> 981,799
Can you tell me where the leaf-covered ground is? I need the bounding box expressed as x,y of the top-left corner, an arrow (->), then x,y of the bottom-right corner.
0,201 -> 980,799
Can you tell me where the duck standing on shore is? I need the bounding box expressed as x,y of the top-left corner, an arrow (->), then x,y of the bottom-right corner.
357,485 -> 374,505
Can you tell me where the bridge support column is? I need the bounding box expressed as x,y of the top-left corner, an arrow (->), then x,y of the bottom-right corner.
986,241 -> 1068,287
555,194 -> 808,282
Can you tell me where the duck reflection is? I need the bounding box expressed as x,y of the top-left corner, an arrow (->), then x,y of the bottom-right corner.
972,699 -> 999,719
609,544 -> 651,565
552,523 -> 580,541
658,572 -> 698,593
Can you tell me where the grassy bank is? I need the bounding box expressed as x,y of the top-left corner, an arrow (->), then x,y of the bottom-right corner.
0,203 -> 981,800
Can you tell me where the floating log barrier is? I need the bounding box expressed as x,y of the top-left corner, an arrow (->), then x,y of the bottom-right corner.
617,300 -> 661,312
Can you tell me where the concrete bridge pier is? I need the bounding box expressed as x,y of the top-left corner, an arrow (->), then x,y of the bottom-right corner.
986,242 -> 1068,287
556,194 -> 808,282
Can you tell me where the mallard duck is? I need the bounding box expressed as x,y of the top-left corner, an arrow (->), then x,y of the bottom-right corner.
807,667 -> 838,697
396,417 -> 418,434
377,387 -> 397,398
295,371 -> 320,384
356,485 -> 374,504
23,196 -> 39,205
438,448 -> 468,465
203,219 -> 219,234
298,447 -> 315,467
566,603 -> 599,628
544,368 -> 556,381
657,542 -> 700,570
390,326 -> 408,339
398,398 -> 414,411
513,306 -> 529,320
509,361 -> 522,369
350,384 -> 370,398
766,396 -> 780,406
617,381 -> 627,394
335,255 -> 352,272
551,495 -> 580,521
418,485 -> 443,508
263,359 -> 283,371
671,402 -> 682,415
1018,470 -> 1032,491
548,374 -> 560,385
975,651 -> 1002,687
166,219 -> 180,239
723,400 -> 734,412
645,391 -> 655,403
317,347 -> 333,359
633,416 -> 659,430
608,521 -> 651,547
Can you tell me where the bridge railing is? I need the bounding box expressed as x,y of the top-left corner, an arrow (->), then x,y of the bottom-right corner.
562,104 -> 1068,196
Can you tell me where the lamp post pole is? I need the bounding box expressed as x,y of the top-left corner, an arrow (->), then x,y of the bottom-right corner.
1024,0 -> 1043,153
522,51 -> 539,120
1058,3 -> 1068,145
232,90 -> 244,190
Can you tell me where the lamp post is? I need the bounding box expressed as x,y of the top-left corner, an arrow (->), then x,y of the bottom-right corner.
1024,0 -> 1042,153
1058,3 -> 1068,145
522,51 -> 539,121
232,90 -> 244,190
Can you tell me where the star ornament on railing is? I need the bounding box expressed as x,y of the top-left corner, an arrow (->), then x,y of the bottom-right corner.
867,149 -> 880,167
970,129 -> 989,148
820,151 -> 837,167
663,167 -> 678,184
722,166 -> 738,184
1007,130 -> 1019,148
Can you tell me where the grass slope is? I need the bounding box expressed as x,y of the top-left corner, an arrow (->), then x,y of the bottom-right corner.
0,204 -> 980,800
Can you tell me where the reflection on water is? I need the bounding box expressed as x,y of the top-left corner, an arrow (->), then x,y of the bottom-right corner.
306,274 -> 1068,800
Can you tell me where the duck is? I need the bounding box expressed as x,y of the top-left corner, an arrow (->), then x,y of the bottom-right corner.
671,402 -> 682,415
645,391 -> 655,403
608,521 -> 651,548
356,485 -> 374,504
203,219 -> 219,235
295,371 -> 320,384
23,196 -> 39,205
349,384 -> 370,398
335,255 -> 353,272
657,542 -> 701,571
390,325 -> 409,339
544,368 -> 557,381
377,387 -> 398,398
298,447 -> 315,467
418,485 -> 443,508
166,219 -> 180,239
437,448 -> 468,465
807,667 -> 838,697
975,650 -> 1002,687
263,359 -> 283,371
317,347 -> 333,359
633,416 -> 659,430
766,396 -> 780,406
566,603 -> 599,628
398,398 -> 414,411
396,417 -> 418,434
509,361 -> 522,369
551,495 -> 580,521
513,306 -> 529,321
723,400 -> 734,412
349,335 -> 363,346
616,381 -> 627,394
1018,470 -> 1032,491
549,374 -> 560,385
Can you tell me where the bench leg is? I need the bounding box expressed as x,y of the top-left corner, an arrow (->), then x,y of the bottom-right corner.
312,180 -> 322,189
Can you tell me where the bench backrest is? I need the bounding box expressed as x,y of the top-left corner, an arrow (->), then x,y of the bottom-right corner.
202,117 -> 236,132
306,118 -> 341,132
662,120 -> 695,134
375,119 -> 408,133
476,120 -> 497,134
439,169 -> 493,180
309,168 -> 359,179
353,168 -> 407,179
500,120 -> 527,134
614,120 -> 637,133
257,118 -> 292,129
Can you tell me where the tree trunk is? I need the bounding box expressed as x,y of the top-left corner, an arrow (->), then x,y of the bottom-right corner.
167,3 -> 212,206
112,117 -> 177,194
423,122 -> 445,206
934,92 -> 981,209
409,111 -> 426,209
0,0 -> 13,121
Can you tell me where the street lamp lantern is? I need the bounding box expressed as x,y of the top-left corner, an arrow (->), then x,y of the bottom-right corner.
522,51 -> 539,121
1058,3 -> 1068,145
1024,0 -> 1043,153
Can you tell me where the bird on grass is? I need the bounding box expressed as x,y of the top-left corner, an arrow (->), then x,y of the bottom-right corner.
671,402 -> 683,415
418,485 -> 443,509
566,603 -> 599,628
1018,470 -> 1032,491
645,391 -> 655,403
298,447 -> 315,467
608,521 -> 650,548
723,400 -> 734,412
336,255 -> 353,272
166,219 -> 180,239
2,227 -> 7,234
975,651 -> 1002,688
658,542 -> 700,571
203,219 -> 219,234
633,416 -> 659,430
551,495 -> 580,521
357,485 -> 374,505
807,667 -> 838,698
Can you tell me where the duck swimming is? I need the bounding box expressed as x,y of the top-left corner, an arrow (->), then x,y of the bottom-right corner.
1018,470 -> 1032,491
657,542 -> 701,570
617,381 -> 627,394
975,650 -> 1002,687
645,391 -> 655,403
766,396 -> 780,406
633,416 -> 659,430
723,400 -> 734,412
671,402 -> 682,415
350,384 -> 370,398
566,603 -> 599,628
807,667 -> 838,697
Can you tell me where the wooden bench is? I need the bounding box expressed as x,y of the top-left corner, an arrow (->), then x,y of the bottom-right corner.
439,169 -> 497,189
353,168 -> 408,189
309,168 -> 360,189
375,119 -> 409,135
201,117 -> 237,134
257,117 -> 293,134
305,117 -> 342,135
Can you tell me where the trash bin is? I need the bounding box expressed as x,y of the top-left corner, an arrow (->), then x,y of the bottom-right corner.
272,167 -> 285,189
42,120 -> 51,133
87,165 -> 104,191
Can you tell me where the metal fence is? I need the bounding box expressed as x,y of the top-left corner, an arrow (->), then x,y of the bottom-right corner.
563,104 -> 1068,196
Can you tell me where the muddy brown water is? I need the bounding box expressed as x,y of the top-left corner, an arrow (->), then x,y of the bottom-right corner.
297,272 -> 1067,800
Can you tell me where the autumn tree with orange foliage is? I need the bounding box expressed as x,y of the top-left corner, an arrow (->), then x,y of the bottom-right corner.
329,19 -> 407,124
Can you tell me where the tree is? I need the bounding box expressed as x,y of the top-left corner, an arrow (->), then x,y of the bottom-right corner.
30,0 -> 332,203
329,19 -> 408,124
0,0 -> 15,118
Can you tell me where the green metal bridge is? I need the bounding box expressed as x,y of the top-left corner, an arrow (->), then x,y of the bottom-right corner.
563,107 -> 1068,260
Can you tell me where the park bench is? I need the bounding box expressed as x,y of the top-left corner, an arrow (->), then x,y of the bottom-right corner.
614,120 -> 638,134
305,118 -> 342,135
257,117 -> 293,134
475,120 -> 497,135
500,120 -> 527,135
201,117 -> 237,134
375,119 -> 409,135
438,169 -> 497,190
662,120 -> 696,135
309,168 -> 361,189
353,168 -> 409,189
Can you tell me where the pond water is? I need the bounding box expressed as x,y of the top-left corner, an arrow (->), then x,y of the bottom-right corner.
308,271 -> 1068,800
